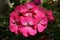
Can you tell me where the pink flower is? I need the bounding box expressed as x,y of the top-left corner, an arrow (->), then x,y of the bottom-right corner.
33,0 -> 42,5
46,10 -> 55,22
9,2 -> 54,37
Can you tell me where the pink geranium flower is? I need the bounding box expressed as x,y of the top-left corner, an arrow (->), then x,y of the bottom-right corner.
46,10 -> 55,22
33,0 -> 42,5
9,2 -> 54,37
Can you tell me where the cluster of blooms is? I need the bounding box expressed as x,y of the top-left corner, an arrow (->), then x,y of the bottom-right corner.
9,2 -> 54,37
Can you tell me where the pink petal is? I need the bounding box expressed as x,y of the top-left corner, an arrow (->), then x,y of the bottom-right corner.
40,17 -> 48,26
24,12 -> 32,17
32,6 -> 39,14
26,17 -> 35,25
25,2 -> 36,9
34,11 -> 46,22
27,27 -> 37,36
15,31 -> 19,34
47,10 -> 53,16
10,17 -> 15,24
37,18 -> 48,32
15,5 -> 21,11
34,15 -> 40,22
10,11 -> 19,22
37,11 -> 45,18
15,5 -> 28,13
18,26 -> 23,33
47,10 -> 54,21
21,27 -> 29,37
36,23 -> 47,32
39,6 -> 47,13
9,24 -> 18,34
21,16 -> 28,25
48,16 -> 54,21
37,24 -> 44,32
18,26 -> 28,37
22,29 -> 28,37
10,11 -> 18,17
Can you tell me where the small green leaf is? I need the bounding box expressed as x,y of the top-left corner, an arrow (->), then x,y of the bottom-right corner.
19,0 -> 24,3
43,0 -> 47,3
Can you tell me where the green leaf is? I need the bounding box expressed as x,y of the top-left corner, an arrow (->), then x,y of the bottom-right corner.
19,0 -> 24,3
43,0 -> 47,3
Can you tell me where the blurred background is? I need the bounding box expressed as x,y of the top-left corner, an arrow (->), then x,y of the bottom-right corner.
0,0 -> 60,40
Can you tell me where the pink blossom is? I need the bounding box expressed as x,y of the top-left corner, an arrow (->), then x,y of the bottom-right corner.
46,10 -> 55,22
33,0 -> 42,5
9,2 -> 54,37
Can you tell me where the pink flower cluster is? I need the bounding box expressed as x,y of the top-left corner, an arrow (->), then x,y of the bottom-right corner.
9,2 -> 54,37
